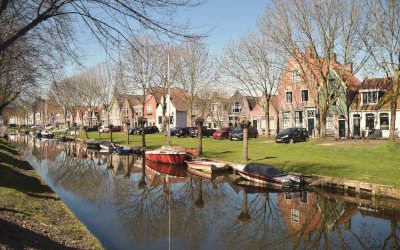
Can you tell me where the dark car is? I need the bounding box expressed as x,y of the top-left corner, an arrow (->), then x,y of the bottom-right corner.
275,128 -> 309,143
189,127 -> 217,138
144,126 -> 159,134
213,127 -> 233,139
84,125 -> 99,132
169,127 -> 181,136
229,126 -> 258,141
176,127 -> 196,138
129,126 -> 159,135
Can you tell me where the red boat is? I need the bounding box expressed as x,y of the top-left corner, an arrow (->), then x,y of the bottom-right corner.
145,159 -> 187,177
145,148 -> 187,165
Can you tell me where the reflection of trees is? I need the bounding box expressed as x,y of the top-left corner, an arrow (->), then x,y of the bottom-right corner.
14,137 -> 400,249
218,189 -> 287,249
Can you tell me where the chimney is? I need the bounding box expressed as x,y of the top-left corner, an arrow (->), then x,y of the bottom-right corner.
345,62 -> 353,73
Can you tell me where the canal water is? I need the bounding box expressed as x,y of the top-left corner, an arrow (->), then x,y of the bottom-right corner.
8,135 -> 400,249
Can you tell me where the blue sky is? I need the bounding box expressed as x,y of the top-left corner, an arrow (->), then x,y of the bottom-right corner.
68,1 -> 268,74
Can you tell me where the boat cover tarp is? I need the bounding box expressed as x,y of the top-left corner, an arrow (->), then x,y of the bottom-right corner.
243,163 -> 285,178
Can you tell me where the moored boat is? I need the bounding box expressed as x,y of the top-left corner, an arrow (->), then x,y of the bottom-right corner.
40,131 -> 54,139
145,159 -> 187,177
99,141 -> 116,151
185,160 -> 228,172
145,147 -> 187,165
115,145 -> 133,155
86,139 -> 100,149
232,163 -> 303,188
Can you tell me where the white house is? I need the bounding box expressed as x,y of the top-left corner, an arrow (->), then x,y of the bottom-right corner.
349,78 -> 400,138
155,88 -> 188,131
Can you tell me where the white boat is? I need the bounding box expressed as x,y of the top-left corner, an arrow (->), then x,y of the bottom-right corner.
185,160 -> 228,172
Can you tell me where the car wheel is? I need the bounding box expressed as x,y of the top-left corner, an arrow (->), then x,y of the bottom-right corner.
305,136 -> 309,141
289,138 -> 294,144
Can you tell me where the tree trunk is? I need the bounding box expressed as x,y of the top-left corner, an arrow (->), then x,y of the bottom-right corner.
141,123 -> 146,148
243,127 -> 249,161
162,98 -> 167,134
188,107 -> 193,127
264,108 -> 270,137
389,93 -> 397,141
319,109 -> 327,139
195,117 -> 204,155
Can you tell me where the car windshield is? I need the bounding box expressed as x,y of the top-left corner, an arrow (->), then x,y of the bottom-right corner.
233,127 -> 243,132
280,128 -> 294,135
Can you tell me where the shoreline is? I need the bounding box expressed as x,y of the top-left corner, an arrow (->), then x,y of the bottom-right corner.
0,137 -> 103,249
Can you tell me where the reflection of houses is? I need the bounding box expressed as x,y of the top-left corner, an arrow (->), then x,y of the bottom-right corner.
277,192 -> 358,246
349,78 -> 400,138
277,50 -> 360,137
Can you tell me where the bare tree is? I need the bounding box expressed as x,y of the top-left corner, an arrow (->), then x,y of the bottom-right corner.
263,0 -> 368,138
220,29 -> 285,137
362,0 -> 400,141
124,36 -> 158,147
179,38 -> 213,126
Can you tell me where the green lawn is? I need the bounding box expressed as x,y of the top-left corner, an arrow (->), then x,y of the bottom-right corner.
81,132 -> 400,188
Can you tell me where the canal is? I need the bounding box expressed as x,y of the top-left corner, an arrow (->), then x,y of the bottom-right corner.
8,135 -> 400,249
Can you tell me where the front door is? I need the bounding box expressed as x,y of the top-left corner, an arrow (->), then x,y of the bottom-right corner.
339,119 -> 346,137
307,118 -> 314,136
252,120 -> 257,129
353,115 -> 360,136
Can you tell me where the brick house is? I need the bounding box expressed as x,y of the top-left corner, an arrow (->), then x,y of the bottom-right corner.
227,90 -> 258,127
277,52 -> 360,137
249,95 -> 279,135
349,78 -> 400,138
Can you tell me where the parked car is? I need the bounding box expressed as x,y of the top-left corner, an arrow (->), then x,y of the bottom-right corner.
176,127 -> 196,138
213,127 -> 233,139
129,126 -> 159,135
189,127 -> 217,138
169,127 -> 181,136
229,126 -> 258,141
129,126 -> 142,135
45,125 -> 55,130
100,125 -> 121,133
84,125 -> 99,132
275,128 -> 309,143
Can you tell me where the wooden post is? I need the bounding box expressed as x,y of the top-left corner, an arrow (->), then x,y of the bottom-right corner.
240,118 -> 251,161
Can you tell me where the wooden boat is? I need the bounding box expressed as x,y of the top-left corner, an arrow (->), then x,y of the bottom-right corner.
186,167 -> 217,180
145,159 -> 187,177
99,141 -> 115,151
145,147 -> 187,165
185,160 -> 228,172
232,163 -> 303,187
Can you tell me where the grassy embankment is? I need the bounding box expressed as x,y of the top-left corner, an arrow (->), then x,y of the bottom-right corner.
82,131 -> 400,187
0,138 -> 102,249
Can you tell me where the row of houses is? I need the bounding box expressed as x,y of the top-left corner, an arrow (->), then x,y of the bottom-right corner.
7,51 -> 400,138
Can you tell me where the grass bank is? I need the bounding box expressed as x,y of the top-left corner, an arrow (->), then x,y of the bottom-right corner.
0,138 -> 102,249
82,132 -> 400,187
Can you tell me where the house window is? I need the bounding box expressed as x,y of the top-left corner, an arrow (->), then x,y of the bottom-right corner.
362,92 -> 379,105
301,90 -> 309,102
330,93 -> 337,106
233,102 -> 241,113
262,102 -> 267,108
292,64 -> 301,83
282,111 -> 291,129
295,111 -> 303,127
147,105 -> 153,114
380,113 -> 389,130
286,91 -> 293,103
291,209 -> 299,223
158,116 -> 162,124
211,103 -> 218,112
366,113 -> 375,131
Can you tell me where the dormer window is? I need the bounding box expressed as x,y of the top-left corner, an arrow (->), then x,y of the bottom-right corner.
362,91 -> 379,105
292,68 -> 301,83
211,103 -> 218,112
233,102 -> 241,113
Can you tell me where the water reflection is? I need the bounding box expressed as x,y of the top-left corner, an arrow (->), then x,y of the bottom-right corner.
8,134 -> 400,249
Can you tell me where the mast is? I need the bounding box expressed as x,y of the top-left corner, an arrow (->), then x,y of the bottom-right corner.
167,52 -> 172,146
